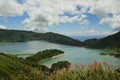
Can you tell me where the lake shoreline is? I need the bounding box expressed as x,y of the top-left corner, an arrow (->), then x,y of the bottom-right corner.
40,53 -> 64,67
52,53 -> 64,58
0,41 -> 119,69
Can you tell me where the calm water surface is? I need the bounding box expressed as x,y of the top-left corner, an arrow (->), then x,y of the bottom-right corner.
0,41 -> 119,68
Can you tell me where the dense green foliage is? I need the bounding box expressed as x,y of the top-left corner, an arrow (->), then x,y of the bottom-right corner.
25,49 -> 64,63
83,38 -> 98,47
0,53 -> 25,79
0,29 -> 83,46
84,31 -> 120,52
51,61 -> 71,71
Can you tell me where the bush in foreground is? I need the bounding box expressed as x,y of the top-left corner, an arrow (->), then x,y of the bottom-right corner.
11,61 -> 120,80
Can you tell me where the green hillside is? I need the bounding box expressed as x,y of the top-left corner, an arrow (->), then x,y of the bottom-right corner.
0,53 -> 25,79
0,49 -> 68,79
0,29 -> 83,46
83,31 -> 120,52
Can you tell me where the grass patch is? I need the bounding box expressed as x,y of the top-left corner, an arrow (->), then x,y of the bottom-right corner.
10,60 -> 120,80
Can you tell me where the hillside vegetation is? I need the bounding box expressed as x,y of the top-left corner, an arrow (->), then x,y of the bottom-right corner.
0,49 -> 70,79
25,49 -> 64,63
84,31 -> 120,52
0,29 -> 83,46
0,53 -> 25,79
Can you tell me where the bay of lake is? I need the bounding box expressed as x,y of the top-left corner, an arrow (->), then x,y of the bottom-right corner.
0,41 -> 119,68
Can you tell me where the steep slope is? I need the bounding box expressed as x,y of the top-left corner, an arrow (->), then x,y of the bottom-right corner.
0,29 -> 83,46
83,31 -> 120,52
0,53 -> 25,79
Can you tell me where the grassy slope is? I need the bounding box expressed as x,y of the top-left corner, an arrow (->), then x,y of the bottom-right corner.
0,53 -> 25,79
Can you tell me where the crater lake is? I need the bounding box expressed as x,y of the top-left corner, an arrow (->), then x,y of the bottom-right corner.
0,41 -> 119,68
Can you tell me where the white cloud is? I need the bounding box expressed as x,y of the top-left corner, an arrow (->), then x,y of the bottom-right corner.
87,0 -> 120,31
86,28 -> 119,36
63,27 -> 117,36
22,0 -> 120,32
87,28 -> 113,36
89,28 -> 98,33
0,0 -> 24,16
0,0 -> 120,32
100,15 -> 120,31
88,0 -> 120,17
22,0 -> 89,31
0,25 -> 8,29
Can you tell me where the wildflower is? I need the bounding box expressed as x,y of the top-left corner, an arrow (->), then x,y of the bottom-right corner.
93,60 -> 99,68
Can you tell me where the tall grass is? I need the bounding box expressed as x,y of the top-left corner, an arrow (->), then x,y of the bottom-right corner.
47,60 -> 120,80
10,61 -> 120,80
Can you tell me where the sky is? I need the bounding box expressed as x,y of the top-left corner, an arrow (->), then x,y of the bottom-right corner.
0,0 -> 120,37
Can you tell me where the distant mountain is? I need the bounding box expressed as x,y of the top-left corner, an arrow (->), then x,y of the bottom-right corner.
0,29 -> 83,46
83,38 -> 99,47
83,31 -> 120,52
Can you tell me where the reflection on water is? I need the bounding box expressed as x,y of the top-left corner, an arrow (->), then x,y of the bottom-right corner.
0,41 -> 120,68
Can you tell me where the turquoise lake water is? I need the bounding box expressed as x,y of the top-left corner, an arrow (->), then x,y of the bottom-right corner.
0,41 -> 119,68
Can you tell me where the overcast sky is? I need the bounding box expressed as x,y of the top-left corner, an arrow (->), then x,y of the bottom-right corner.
0,0 -> 120,36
